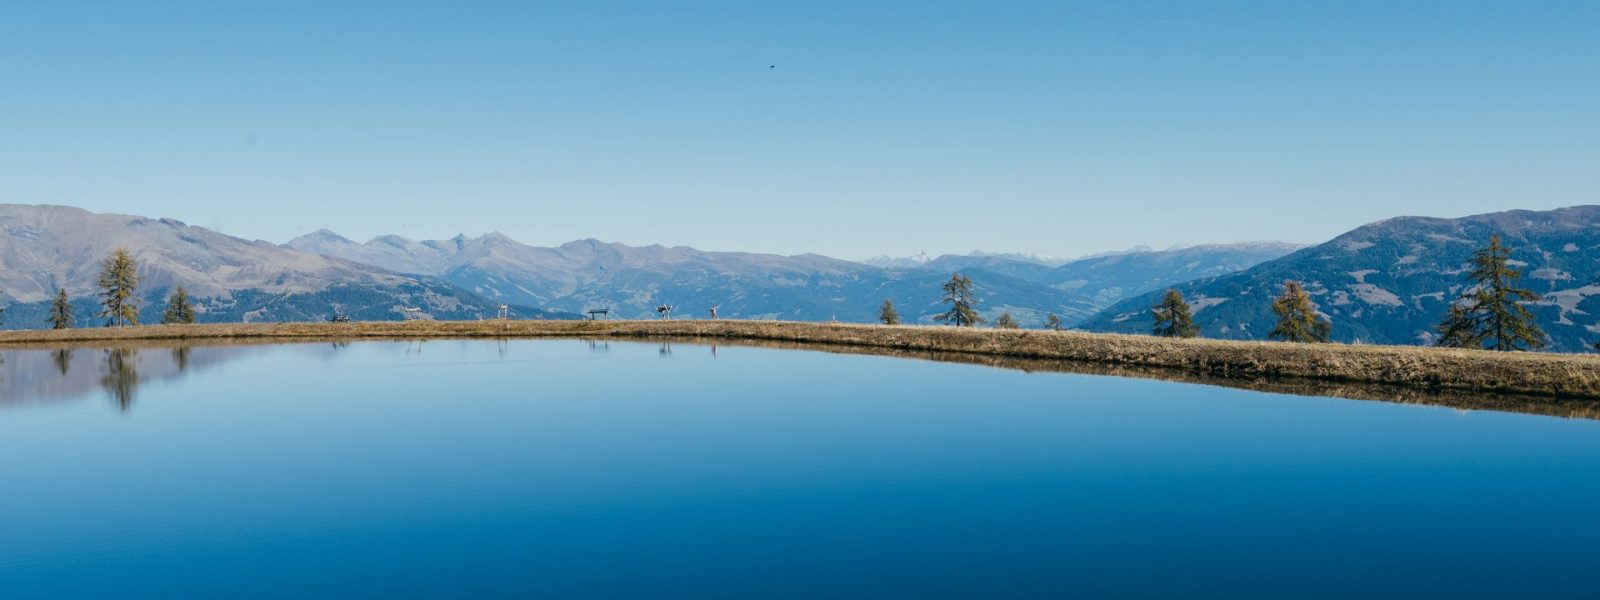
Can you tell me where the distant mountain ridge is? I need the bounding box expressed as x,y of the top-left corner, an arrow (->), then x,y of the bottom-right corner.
0,203 -> 1300,330
286,229 -> 1298,325
1037,241 -> 1307,309
286,230 -> 1100,323
1079,206 -> 1600,352
0,205 -> 560,326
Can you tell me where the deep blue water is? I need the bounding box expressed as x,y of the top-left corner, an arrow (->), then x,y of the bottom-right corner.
3,339 -> 1600,598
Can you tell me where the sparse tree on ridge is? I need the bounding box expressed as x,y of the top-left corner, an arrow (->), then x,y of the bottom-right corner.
162,286 -> 197,325
879,298 -> 900,325
995,311 -> 1019,329
97,249 -> 141,327
935,273 -> 984,327
1151,289 -> 1199,338
1045,313 -> 1063,331
1435,235 -> 1546,351
48,288 -> 75,330
1269,280 -> 1331,343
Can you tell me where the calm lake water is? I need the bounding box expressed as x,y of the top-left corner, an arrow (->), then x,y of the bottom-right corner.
3,339 -> 1600,598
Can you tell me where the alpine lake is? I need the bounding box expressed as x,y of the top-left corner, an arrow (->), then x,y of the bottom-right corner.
4,338 -> 1600,598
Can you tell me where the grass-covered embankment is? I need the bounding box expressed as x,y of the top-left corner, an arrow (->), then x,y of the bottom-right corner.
1,319 -> 1597,400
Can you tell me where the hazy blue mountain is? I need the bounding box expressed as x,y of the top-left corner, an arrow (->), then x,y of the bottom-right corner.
1038,242 -> 1307,309
899,243 -> 1301,315
285,229 -> 459,275
288,228 -> 1296,325
0,205 -> 563,327
859,251 -> 931,269
874,268 -> 1101,326
288,233 -> 1101,323
1078,206 -> 1600,352
870,250 -> 1067,277
920,254 -> 1061,282
0,204 -> 1305,329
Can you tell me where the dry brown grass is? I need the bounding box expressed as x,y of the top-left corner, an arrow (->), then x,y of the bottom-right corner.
2,319 -> 1598,399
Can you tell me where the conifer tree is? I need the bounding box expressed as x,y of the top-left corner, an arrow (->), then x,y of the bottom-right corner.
1045,313 -> 1063,331
162,286 -> 197,325
1151,289 -> 1199,338
935,273 -> 984,327
1435,235 -> 1546,351
97,249 -> 140,327
48,288 -> 75,330
1269,280 -> 1331,343
878,298 -> 900,325
995,311 -> 1019,329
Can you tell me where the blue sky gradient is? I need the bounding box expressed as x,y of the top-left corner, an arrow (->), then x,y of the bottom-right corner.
2,1 -> 1596,258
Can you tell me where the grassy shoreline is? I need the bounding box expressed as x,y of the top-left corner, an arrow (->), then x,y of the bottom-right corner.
2,319 -> 1597,400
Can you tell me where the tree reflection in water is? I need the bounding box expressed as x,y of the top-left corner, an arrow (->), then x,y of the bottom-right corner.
1,337 -> 1594,420
54,349 -> 72,376
100,348 -> 139,412
171,347 -> 189,373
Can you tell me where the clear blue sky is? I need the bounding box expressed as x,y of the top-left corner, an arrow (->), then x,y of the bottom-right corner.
2,1 -> 1596,259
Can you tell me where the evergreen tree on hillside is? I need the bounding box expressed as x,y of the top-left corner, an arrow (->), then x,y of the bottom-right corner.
935,273 -> 984,327
1045,313 -> 1063,331
1435,235 -> 1546,351
162,286 -> 197,325
1151,289 -> 1199,338
97,249 -> 140,327
878,298 -> 900,325
1269,280 -> 1331,343
995,311 -> 1019,329
48,288 -> 75,330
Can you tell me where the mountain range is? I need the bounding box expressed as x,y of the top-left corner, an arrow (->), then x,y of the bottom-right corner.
284,228 -> 1298,324
0,205 -> 560,326
14,203 -> 1594,353
1080,206 -> 1600,352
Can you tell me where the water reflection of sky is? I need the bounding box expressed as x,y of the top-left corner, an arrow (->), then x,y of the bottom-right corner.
4,339 -> 1598,420
4,340 -> 1600,597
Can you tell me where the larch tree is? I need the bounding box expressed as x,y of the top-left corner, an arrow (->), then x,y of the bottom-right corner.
1268,280 -> 1331,343
97,248 -> 141,327
995,311 -> 1019,329
934,273 -> 984,327
1435,235 -> 1546,351
162,286 -> 197,325
879,298 -> 900,325
1151,289 -> 1199,338
1045,313 -> 1063,331
48,288 -> 75,330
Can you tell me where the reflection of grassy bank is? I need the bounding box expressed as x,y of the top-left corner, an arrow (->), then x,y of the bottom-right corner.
693,337 -> 1600,420
2,320 -> 1598,400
